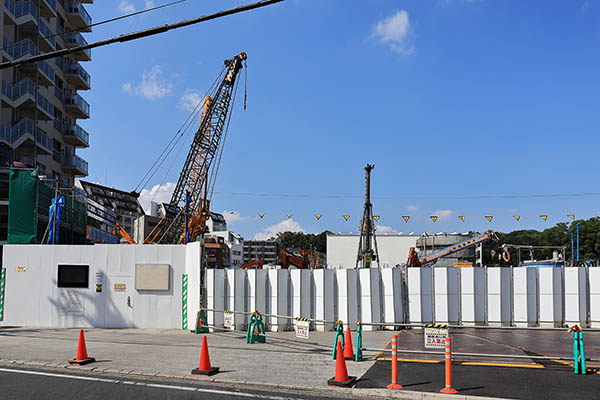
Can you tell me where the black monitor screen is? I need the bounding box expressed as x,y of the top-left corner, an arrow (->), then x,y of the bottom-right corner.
57,265 -> 89,288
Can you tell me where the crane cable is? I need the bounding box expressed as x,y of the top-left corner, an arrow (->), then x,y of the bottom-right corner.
133,65 -> 226,193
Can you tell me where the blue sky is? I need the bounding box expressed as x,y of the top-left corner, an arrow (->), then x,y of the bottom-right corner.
80,0 -> 600,239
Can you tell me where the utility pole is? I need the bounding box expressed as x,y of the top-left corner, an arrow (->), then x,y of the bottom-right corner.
356,164 -> 379,268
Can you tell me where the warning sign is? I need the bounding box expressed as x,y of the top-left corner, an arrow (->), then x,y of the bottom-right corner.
258,213 -> 264,219
224,311 -> 234,329
540,215 -> 548,221
315,214 -> 322,220
458,216 -> 465,222
114,283 -> 126,292
343,215 -> 350,221
402,216 -> 410,222
373,215 -> 380,222
295,318 -> 309,339
424,325 -> 448,349
287,213 -> 292,219
568,214 -> 575,220
430,216 -> 438,223
513,215 -> 521,221
485,216 -> 493,222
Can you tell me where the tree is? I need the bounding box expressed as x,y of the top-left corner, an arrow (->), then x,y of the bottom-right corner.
276,231 -> 330,253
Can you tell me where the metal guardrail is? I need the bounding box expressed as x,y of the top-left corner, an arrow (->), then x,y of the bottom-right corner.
357,321 -> 600,332
201,307 -> 338,325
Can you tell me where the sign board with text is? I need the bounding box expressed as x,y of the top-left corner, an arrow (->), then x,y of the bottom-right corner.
295,319 -> 309,339
424,325 -> 448,349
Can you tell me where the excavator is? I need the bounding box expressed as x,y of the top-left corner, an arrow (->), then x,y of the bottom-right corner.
241,258 -> 263,269
407,230 -> 499,267
279,249 -> 309,269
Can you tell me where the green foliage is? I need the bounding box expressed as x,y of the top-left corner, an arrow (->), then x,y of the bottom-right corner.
276,231 -> 330,253
483,217 -> 600,265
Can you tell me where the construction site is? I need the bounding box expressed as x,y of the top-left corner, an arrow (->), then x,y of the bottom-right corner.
0,1 -> 599,399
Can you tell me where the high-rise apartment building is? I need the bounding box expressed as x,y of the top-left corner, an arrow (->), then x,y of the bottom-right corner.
0,0 -> 92,242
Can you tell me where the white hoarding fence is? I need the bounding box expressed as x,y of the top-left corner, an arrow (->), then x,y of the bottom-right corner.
424,324 -> 449,349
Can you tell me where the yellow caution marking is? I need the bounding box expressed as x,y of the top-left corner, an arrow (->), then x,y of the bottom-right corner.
315,214 -> 322,220
287,213 -> 292,219
374,215 -> 380,222
430,216 -> 438,223
258,213 -> 264,219
485,216 -> 493,222
513,215 -> 520,221
402,216 -> 410,222
568,214 -> 575,219
460,362 -> 545,369
458,216 -> 465,222
540,215 -> 548,221
343,215 -> 350,221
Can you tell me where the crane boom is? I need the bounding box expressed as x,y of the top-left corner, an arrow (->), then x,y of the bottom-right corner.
146,52 -> 246,244
415,230 -> 499,267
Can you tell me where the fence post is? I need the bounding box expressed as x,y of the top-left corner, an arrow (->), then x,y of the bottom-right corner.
440,336 -> 457,394
332,321 -> 345,360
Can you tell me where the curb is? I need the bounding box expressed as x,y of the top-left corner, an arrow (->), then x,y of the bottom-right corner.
0,359 -> 507,400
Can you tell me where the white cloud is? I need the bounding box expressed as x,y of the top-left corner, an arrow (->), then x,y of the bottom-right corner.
222,211 -> 250,225
138,182 -> 175,214
432,209 -> 454,222
178,89 -> 203,112
376,225 -> 399,235
407,204 -> 420,212
145,0 -> 155,9
118,0 -> 136,13
372,10 -> 415,55
124,66 -> 174,101
254,219 -> 304,240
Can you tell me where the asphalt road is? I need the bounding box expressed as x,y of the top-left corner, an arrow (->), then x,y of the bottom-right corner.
0,367 -> 334,400
355,359 -> 600,399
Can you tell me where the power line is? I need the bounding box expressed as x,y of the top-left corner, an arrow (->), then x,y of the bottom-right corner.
0,0 -> 286,70
0,0 -> 187,53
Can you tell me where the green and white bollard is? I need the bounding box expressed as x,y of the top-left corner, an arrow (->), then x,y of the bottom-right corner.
355,321 -> 363,362
246,312 -> 266,344
570,325 -> 586,375
332,321 -> 345,360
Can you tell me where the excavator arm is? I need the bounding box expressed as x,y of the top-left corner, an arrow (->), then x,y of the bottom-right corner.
115,221 -> 136,244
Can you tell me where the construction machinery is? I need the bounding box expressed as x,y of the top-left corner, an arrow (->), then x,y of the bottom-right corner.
356,164 -> 379,268
279,249 -> 309,269
143,52 -> 247,244
241,258 -> 263,269
115,221 -> 136,244
407,230 -> 499,267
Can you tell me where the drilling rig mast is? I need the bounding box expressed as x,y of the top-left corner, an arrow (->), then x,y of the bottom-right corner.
356,164 -> 380,268
144,52 -> 247,244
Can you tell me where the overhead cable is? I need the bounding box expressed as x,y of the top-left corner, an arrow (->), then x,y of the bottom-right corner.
0,0 -> 286,70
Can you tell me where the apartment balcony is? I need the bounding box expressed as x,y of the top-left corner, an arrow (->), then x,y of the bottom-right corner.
64,32 -> 91,61
4,38 -> 36,61
36,60 -> 55,86
2,78 -> 55,119
14,0 -> 38,29
65,2 -> 92,32
4,0 -> 16,24
62,154 -> 88,176
37,19 -> 56,51
2,38 -> 14,62
0,118 -> 53,155
64,62 -> 91,90
63,123 -> 89,148
64,93 -> 90,119
40,0 -> 57,18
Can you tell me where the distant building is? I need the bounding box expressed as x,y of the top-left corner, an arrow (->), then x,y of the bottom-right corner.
326,232 -> 475,268
204,235 -> 230,268
243,240 -> 279,265
211,231 -> 244,267
75,180 -> 144,239
207,212 -> 227,232
86,198 -> 117,244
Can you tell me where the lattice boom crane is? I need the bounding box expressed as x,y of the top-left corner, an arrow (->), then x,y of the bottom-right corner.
145,52 -> 247,244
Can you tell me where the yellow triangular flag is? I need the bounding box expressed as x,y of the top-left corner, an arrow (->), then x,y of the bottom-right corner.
430,216 -> 438,223
373,215 -> 380,222
514,215 -> 520,221
287,213 -> 292,219
540,215 -> 548,221
568,214 -> 575,220
315,214 -> 322,220
258,213 -> 264,219
458,216 -> 465,222
402,216 -> 410,222
343,215 -> 350,221
485,216 -> 493,222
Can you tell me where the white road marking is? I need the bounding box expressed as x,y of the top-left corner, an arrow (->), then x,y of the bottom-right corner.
0,368 -> 303,399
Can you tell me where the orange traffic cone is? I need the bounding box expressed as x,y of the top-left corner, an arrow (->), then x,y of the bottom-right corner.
192,336 -> 220,376
343,327 -> 355,361
68,329 -> 95,366
328,340 -> 357,387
